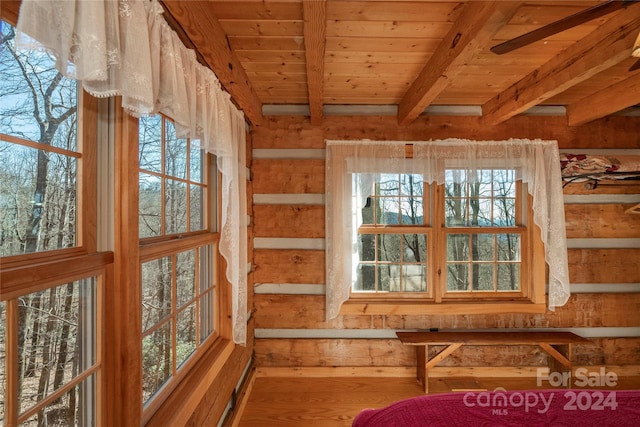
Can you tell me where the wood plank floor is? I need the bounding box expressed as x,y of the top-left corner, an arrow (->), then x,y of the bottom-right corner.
237,375 -> 640,427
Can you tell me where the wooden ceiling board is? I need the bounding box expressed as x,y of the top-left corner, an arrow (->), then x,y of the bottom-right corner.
218,20 -> 304,37
156,0 -> 640,126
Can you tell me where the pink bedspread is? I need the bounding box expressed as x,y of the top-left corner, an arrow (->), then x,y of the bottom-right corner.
352,389 -> 640,426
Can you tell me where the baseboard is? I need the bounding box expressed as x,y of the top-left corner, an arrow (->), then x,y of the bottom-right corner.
255,365 -> 640,378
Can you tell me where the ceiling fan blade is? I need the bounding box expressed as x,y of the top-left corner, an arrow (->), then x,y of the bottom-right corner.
630,58 -> 640,72
491,0 -> 639,55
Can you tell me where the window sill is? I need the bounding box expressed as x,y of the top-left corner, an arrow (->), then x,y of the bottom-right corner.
144,337 -> 235,426
340,301 -> 547,316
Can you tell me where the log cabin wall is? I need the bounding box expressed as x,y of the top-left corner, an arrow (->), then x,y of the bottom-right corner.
251,115 -> 640,374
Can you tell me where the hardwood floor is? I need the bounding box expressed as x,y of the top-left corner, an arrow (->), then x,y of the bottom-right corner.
237,374 -> 640,427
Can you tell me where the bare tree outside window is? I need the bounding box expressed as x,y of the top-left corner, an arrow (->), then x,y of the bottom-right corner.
0,22 -> 78,257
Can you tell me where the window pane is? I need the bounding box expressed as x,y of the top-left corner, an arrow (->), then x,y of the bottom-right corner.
498,234 -> 520,261
377,197 -> 399,224
378,264 -> 400,292
401,196 -> 424,224
402,265 -> 426,292
190,184 -> 205,231
199,289 -> 215,344
19,375 -> 97,426
164,179 -> 187,235
498,264 -> 520,291
139,173 -> 162,238
0,143 -> 78,256
358,234 -> 375,262
402,234 -> 426,263
199,245 -> 215,292
447,234 -> 469,261
139,115 -> 162,173
177,250 -> 196,309
447,264 -> 469,291
17,279 -> 96,414
494,198 -> 516,226
176,305 -> 196,368
377,234 -> 400,262
190,144 -> 203,183
355,264 -> 375,291
445,197 -> 467,226
141,257 -> 172,332
399,174 -> 423,196
472,234 -> 494,261
472,264 -> 494,291
142,321 -> 172,403
377,175 -> 398,196
164,122 -> 187,179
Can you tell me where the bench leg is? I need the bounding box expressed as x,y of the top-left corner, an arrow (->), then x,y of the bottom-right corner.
415,343 -> 463,393
416,345 -> 428,393
540,343 -> 573,388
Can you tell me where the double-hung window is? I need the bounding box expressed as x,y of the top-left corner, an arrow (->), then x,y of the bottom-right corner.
138,114 -> 219,411
1,19 -> 103,426
326,140 -> 570,318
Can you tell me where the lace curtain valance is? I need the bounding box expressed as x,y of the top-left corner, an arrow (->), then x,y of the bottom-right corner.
325,139 -> 571,320
16,0 -> 248,344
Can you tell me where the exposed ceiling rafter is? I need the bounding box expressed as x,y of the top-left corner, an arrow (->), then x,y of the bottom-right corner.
303,0 -> 327,126
397,1 -> 521,126
482,10 -> 640,126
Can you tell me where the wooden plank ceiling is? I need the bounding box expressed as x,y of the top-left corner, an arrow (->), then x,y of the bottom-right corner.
161,1 -> 640,126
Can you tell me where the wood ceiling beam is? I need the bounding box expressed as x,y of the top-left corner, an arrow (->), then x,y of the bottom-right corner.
303,0 -> 326,126
482,11 -> 640,126
161,1 -> 264,125
567,72 -> 640,126
397,1 -> 520,126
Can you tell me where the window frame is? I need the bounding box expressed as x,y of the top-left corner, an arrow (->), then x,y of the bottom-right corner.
136,114 -> 222,419
339,153 -> 546,316
0,36 -> 107,423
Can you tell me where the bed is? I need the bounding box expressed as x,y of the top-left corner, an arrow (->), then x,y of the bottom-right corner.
352,389 -> 640,426
560,153 -> 640,187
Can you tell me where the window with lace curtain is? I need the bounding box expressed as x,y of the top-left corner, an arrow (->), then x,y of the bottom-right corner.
325,140 -> 570,318
353,170 -> 532,302
138,115 -> 219,410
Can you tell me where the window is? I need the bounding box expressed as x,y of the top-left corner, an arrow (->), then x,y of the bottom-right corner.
353,169 -> 529,301
138,115 -> 219,408
1,19 -> 104,426
326,140 -> 569,318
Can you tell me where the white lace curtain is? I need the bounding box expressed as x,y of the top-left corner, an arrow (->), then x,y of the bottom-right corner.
325,139 -> 571,320
16,0 -> 248,344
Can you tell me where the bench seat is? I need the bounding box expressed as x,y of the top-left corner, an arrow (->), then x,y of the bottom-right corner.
396,331 -> 590,393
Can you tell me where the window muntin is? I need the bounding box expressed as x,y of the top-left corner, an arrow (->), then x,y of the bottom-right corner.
141,244 -> 216,404
139,115 -> 206,239
352,168 -> 526,300
0,20 -> 80,256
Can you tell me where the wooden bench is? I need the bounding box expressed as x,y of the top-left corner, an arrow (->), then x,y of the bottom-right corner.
396,331 -> 590,393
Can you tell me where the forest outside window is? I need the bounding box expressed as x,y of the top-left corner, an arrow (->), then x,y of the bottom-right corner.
1,18 -> 103,426
325,140 -> 570,319
353,169 -> 529,302
138,115 -> 219,408
0,20 -> 81,258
